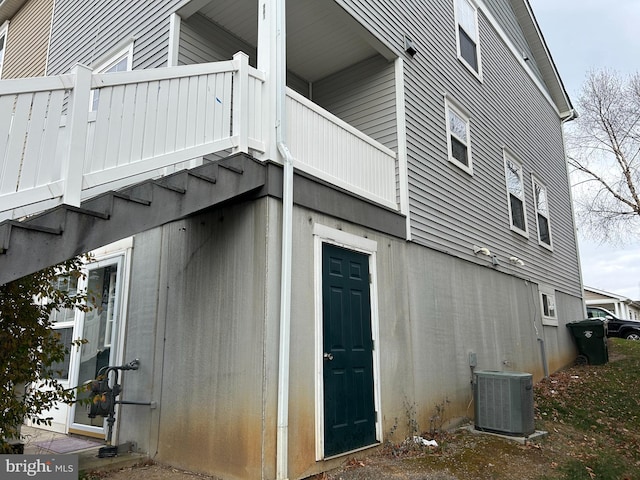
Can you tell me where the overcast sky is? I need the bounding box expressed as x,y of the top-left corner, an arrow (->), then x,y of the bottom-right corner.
528,0 -> 640,301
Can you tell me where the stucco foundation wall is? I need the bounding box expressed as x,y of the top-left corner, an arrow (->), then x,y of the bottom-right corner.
116,197 -> 579,480
116,228 -> 163,453
119,198 -> 280,480
401,243 -> 580,432
287,206 -> 580,480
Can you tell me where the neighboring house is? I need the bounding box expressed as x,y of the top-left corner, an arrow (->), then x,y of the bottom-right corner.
0,0 -> 54,79
585,286 -> 640,321
0,1 -> 583,479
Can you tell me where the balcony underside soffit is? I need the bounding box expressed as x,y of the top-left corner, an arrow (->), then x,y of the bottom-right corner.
180,0 -> 395,83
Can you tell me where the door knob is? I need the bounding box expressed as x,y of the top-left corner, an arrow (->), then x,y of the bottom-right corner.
323,352 -> 334,361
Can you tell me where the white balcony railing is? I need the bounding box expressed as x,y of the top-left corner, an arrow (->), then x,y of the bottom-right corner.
286,89 -> 397,210
0,52 -> 397,219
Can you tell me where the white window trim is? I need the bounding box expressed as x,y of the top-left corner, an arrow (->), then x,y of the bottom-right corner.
50,323 -> 75,382
503,149 -> 528,238
539,284 -> 558,327
453,0 -> 483,81
92,41 -> 134,73
312,224 -> 382,460
90,42 -> 134,112
532,175 -> 553,251
0,20 -> 9,79
445,96 -> 473,175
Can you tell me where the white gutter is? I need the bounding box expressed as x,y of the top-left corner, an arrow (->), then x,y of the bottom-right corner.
275,0 -> 293,477
560,108 -> 585,316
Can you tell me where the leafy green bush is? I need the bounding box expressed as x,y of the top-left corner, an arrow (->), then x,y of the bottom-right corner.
0,256 -> 90,452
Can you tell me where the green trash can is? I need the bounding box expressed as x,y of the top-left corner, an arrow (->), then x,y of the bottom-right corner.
566,319 -> 609,365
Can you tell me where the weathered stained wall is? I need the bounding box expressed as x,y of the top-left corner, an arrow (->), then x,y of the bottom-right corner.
119,198 -> 280,480
285,204 -> 579,479
116,195 -> 579,480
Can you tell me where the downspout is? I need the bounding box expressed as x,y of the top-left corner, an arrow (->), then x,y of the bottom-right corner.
539,107 -> 578,375
560,108 -> 583,306
535,108 -> 577,379
560,108 -> 582,291
275,0 -> 293,477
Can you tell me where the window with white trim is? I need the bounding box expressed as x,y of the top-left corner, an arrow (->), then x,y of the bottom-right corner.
91,44 -> 133,110
533,177 -> 552,249
445,98 -> 473,174
49,274 -> 79,381
0,21 -> 8,79
504,151 -> 527,235
455,0 -> 481,76
539,285 -> 557,326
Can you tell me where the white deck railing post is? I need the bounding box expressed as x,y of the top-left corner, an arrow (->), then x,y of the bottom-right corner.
232,52 -> 250,154
62,64 -> 92,207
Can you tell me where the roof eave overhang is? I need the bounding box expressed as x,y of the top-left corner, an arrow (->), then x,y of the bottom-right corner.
511,0 -> 575,120
0,0 -> 27,24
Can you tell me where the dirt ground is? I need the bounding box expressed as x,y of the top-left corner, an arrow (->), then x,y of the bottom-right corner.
83,407 -> 626,479
84,426 -> 564,480
86,344 -> 640,480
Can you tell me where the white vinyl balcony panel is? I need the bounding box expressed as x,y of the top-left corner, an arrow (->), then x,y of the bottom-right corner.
83,69 -> 234,188
287,89 -> 397,209
0,53 -> 398,220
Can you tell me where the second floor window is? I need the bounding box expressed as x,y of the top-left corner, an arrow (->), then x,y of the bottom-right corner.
0,22 -> 7,78
91,45 -> 132,111
504,152 -> 527,235
533,178 -> 552,248
445,99 -> 472,174
455,0 -> 481,75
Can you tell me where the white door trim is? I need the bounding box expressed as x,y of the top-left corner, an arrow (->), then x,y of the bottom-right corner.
312,224 -> 382,460
67,240 -> 132,439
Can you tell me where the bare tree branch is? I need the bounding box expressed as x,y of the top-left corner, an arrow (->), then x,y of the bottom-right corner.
569,69 -> 640,241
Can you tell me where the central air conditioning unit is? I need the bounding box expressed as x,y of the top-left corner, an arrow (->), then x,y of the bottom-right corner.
473,370 -> 535,436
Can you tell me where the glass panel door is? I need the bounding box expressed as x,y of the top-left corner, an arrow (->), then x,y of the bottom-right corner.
69,258 -> 122,435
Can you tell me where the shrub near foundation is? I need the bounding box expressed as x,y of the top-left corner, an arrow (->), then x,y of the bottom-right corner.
0,256 -> 90,453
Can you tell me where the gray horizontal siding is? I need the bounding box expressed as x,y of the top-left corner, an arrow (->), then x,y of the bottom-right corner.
338,0 -> 580,296
483,0 -> 544,83
179,13 -> 256,66
313,55 -> 397,152
47,0 -> 182,75
177,13 -> 313,95
43,0 -> 580,296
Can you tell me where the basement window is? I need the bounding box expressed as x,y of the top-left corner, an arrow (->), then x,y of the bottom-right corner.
540,285 -> 557,326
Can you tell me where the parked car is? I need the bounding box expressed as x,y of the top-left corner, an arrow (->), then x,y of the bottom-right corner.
587,306 -> 640,340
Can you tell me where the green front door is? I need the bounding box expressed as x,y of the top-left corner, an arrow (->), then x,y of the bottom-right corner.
322,243 -> 376,457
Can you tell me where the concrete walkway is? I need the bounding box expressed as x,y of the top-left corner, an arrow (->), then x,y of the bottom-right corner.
21,425 -> 146,473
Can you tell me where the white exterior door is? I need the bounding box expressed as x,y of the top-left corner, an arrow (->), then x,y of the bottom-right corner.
32,240 -> 131,437
67,256 -> 124,437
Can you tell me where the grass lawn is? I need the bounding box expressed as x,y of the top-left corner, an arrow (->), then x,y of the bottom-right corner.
534,338 -> 640,479
375,338 -> 640,480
